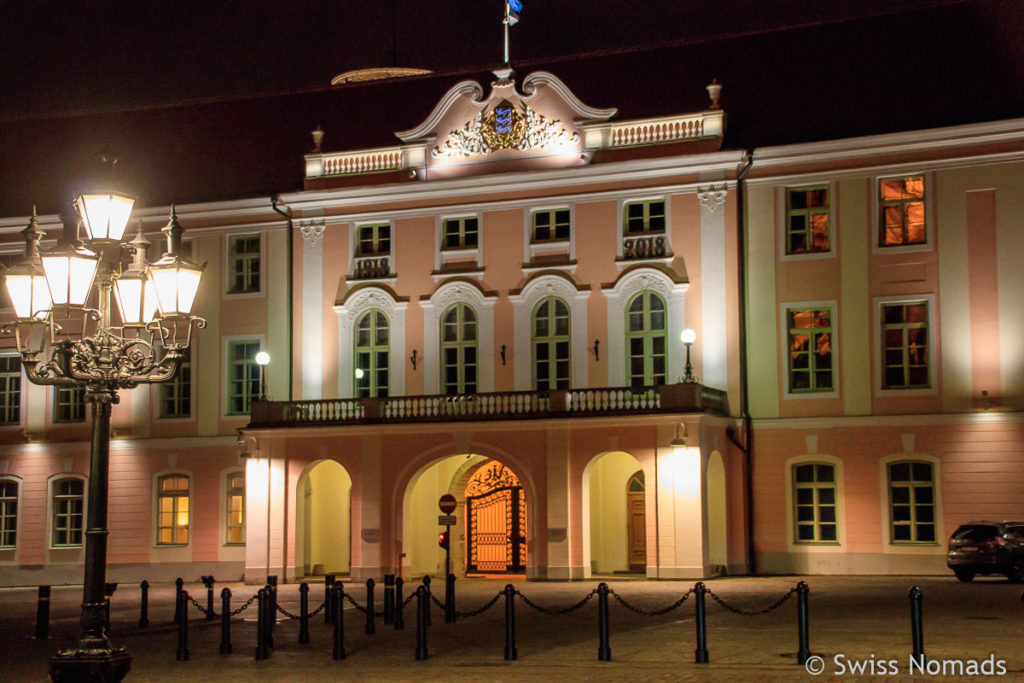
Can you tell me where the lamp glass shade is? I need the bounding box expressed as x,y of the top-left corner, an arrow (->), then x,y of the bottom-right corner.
680,328 -> 697,344
255,351 -> 270,366
5,272 -> 51,320
149,261 -> 202,315
113,274 -> 158,325
77,193 -> 135,242
42,249 -> 99,306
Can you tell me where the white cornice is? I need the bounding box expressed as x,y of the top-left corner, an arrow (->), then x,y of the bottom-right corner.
752,411 -> 1023,429
521,71 -> 617,121
0,434 -> 238,456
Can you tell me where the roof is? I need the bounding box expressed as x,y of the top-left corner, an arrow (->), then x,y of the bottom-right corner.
1,1 -> 1021,217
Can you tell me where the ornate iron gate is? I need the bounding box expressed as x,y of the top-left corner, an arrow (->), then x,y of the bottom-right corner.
465,462 -> 526,573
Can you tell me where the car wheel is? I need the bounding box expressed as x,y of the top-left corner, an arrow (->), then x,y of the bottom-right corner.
954,568 -> 975,582
1007,560 -> 1024,583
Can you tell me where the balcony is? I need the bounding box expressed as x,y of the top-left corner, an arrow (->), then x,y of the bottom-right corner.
248,383 -> 727,429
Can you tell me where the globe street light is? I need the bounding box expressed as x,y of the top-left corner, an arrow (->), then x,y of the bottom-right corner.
680,328 -> 697,384
2,200 -> 205,682
255,350 -> 270,400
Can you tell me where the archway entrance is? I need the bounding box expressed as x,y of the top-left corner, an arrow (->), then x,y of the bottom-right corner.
626,470 -> 647,572
584,451 -> 645,576
297,460 -> 352,577
465,462 -> 527,574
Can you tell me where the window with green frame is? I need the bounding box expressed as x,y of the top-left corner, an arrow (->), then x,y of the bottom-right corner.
442,217 -> 479,250
623,200 -> 665,235
0,355 -> 21,425
227,340 -> 260,415
355,310 -> 389,397
786,186 -> 830,254
357,223 -> 391,256
228,234 -> 261,293
0,478 -> 18,548
51,477 -> 84,547
533,296 -> 570,390
793,463 -> 837,542
879,175 -> 925,246
626,291 -> 667,386
888,461 -> 935,543
787,308 -> 833,392
225,472 -> 245,545
881,301 -> 929,389
54,386 -> 86,423
157,474 -> 190,545
532,209 -> 571,243
159,349 -> 191,418
440,303 -> 477,394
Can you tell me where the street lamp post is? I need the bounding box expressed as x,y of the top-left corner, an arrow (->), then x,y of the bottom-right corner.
680,328 -> 697,384
2,200 -> 205,683
255,351 -> 270,401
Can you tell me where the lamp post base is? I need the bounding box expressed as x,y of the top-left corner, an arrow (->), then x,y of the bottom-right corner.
49,643 -> 130,683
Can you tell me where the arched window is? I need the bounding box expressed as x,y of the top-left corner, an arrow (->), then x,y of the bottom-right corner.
532,297 -> 570,390
51,477 -> 85,547
355,309 -> 390,397
157,474 -> 190,545
0,477 -> 19,548
625,291 -> 667,386
441,303 -> 478,394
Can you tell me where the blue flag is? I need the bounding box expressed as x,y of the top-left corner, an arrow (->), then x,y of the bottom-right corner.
507,0 -> 521,25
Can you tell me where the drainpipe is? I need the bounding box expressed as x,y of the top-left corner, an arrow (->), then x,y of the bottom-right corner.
271,197 -> 294,401
734,150 -> 756,575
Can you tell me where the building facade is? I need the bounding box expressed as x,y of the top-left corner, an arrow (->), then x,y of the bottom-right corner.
0,66 -> 1022,586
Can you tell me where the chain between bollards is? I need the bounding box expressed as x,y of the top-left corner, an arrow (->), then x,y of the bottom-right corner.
694,582 -> 709,664
176,589 -> 190,661
332,584 -> 346,660
597,582 -> 611,661
220,587 -> 232,655
909,586 -> 924,664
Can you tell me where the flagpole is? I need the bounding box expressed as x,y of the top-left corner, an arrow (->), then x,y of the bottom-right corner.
503,4 -> 510,65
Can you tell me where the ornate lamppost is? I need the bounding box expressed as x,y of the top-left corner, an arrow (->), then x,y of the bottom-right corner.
2,197 -> 205,682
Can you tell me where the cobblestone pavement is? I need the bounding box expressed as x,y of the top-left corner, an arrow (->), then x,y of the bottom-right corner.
2,574 -> 1022,681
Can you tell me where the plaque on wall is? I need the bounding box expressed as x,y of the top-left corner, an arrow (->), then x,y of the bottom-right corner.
548,528 -> 567,543
361,528 -> 380,543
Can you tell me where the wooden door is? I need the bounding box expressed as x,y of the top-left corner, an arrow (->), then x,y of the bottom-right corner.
626,470 -> 646,572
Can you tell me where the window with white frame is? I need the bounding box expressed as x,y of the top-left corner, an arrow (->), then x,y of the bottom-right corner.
626,291 -> 667,386
0,355 -> 21,425
159,348 -> 191,418
793,463 -> 837,542
353,223 -> 392,280
881,301 -> 929,389
887,461 -> 935,543
786,308 -> 834,393
531,209 -> 570,243
440,303 -> 477,394
355,309 -> 389,397
786,185 -> 830,254
228,234 -> 261,294
54,386 -> 85,423
227,340 -> 260,415
878,175 -> 925,247
622,199 -> 668,261
225,471 -> 245,545
442,217 -> 479,251
533,296 -> 570,390
157,474 -> 190,545
51,477 -> 84,547
0,478 -> 18,548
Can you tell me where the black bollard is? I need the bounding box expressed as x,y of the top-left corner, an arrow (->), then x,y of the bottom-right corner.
139,580 -> 149,628
325,574 -> 335,624
415,586 -> 429,660
796,581 -> 810,665
394,577 -> 405,630
445,573 -> 456,624
597,582 -> 611,661
255,588 -> 269,660
176,590 -> 190,661
104,582 -> 117,634
220,587 -> 232,655
174,577 -> 184,624
383,574 -> 395,625
909,586 -> 924,663
503,584 -> 517,661
423,575 -> 432,626
267,576 -> 277,650
332,584 -> 346,660
365,578 -> 376,634
202,575 -> 216,621
298,582 -> 310,644
35,585 -> 51,640
694,582 -> 709,663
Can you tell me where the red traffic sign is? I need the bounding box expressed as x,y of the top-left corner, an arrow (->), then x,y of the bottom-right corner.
438,494 -> 457,514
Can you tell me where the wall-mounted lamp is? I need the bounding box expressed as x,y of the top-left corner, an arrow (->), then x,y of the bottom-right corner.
255,351 -> 270,400
237,432 -> 260,460
592,339 -> 600,362
500,344 -> 507,366
410,348 -> 418,371
670,423 -> 687,453
680,328 -> 697,384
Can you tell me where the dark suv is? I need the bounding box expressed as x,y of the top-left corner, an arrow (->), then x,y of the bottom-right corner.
947,521 -> 1024,582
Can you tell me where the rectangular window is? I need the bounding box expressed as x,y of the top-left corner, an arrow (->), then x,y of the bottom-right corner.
793,464 -> 837,543
786,186 -> 830,254
532,209 -> 571,243
227,340 -> 260,415
54,386 -> 86,423
0,479 -> 17,548
787,308 -> 833,393
442,217 -> 479,250
882,302 -> 929,389
226,472 -> 245,545
228,234 -> 261,293
0,355 -> 21,425
357,224 -> 391,257
623,200 -> 666,235
52,478 -> 84,547
157,475 -> 190,545
159,351 -> 191,418
889,461 -> 935,543
879,175 -> 925,247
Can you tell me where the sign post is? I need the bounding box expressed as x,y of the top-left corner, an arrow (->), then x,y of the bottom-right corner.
438,495 -> 457,577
